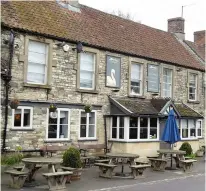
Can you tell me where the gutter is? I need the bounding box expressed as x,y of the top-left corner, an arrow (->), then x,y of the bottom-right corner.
2,30 -> 14,152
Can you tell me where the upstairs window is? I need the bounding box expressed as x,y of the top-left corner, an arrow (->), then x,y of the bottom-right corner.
147,64 -> 159,92
188,73 -> 197,101
79,52 -> 96,90
130,62 -> 143,96
27,40 -> 48,85
162,68 -> 173,97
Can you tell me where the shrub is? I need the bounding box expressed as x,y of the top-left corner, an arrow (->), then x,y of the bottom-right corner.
1,153 -> 23,166
62,147 -> 82,168
179,142 -> 193,156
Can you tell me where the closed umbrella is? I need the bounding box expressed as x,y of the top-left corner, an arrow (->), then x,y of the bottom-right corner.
161,109 -> 181,168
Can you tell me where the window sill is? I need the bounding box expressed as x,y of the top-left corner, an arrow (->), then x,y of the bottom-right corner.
10,128 -> 34,131
44,139 -> 71,143
180,138 -> 198,141
24,83 -> 51,89
187,100 -> 200,104
76,89 -> 99,94
128,95 -> 146,99
108,139 -> 159,143
78,139 -> 98,142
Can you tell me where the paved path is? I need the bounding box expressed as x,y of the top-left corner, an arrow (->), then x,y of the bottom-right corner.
1,158 -> 205,191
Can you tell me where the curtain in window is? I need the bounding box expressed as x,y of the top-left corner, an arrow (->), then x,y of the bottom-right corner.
148,64 -> 159,92
131,63 -> 141,95
80,52 -> 95,89
27,40 -> 48,84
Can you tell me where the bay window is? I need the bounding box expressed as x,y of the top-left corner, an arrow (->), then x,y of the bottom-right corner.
130,62 -> 142,96
129,117 -> 138,139
79,52 -> 96,90
181,119 -> 189,138
140,118 -> 148,139
149,118 -> 157,139
47,109 -> 70,140
12,106 -> 33,129
162,68 -> 173,97
188,73 -> 197,101
79,111 -> 96,139
111,116 -> 125,140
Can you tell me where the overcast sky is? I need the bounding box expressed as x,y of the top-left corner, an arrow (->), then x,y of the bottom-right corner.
79,0 -> 206,41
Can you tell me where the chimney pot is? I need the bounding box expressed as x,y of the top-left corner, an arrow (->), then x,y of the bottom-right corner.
194,30 -> 205,46
168,17 -> 185,40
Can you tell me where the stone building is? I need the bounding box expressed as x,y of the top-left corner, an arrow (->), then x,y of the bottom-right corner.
1,1 -> 205,156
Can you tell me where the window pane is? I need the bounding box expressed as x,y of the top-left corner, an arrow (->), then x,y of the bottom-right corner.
181,119 -> 187,129
80,125 -> 86,137
150,118 -> 157,127
119,128 -> 124,139
48,125 -> 57,138
88,125 -> 95,137
112,128 -> 117,138
81,112 -> 86,124
89,112 -> 95,124
129,128 -> 137,139
190,128 -> 196,137
140,118 -> 147,127
130,117 -> 138,127
14,109 -> 21,127
28,52 -> 46,64
23,109 -> 30,127
27,72 -> 45,84
131,63 -> 140,80
148,64 -> 159,92
60,111 -> 68,124
28,63 -> 45,74
80,71 -> 93,88
29,40 -> 47,54
80,52 -> 95,71
131,86 -> 140,95
198,129 -> 202,137
182,129 -> 188,138
140,127 -> 148,139
119,117 -> 124,127
112,117 -> 117,127
49,116 -> 57,124
59,125 -> 68,138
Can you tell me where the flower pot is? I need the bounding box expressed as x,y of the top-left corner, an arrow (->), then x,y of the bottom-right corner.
84,109 -> 91,113
49,107 -> 57,112
196,150 -> 204,157
70,168 -> 82,181
9,102 -> 19,109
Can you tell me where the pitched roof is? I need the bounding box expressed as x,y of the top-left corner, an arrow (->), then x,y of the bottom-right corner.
150,98 -> 170,112
1,1 -> 204,71
184,40 -> 205,62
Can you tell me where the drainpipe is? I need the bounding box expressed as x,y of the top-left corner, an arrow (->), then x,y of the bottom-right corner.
2,30 -> 14,152
103,115 -> 108,153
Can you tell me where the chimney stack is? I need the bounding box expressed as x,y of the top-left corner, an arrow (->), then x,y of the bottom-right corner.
168,17 -> 185,40
194,30 -> 205,46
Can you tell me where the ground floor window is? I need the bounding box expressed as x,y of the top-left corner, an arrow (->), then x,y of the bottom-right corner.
12,106 -> 33,129
180,119 -> 202,139
47,109 -> 70,140
79,111 -> 96,140
111,116 -> 159,141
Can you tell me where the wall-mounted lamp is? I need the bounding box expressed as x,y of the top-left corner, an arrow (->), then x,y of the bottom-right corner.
72,42 -> 83,53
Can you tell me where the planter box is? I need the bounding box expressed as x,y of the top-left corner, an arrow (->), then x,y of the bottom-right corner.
196,151 -> 204,157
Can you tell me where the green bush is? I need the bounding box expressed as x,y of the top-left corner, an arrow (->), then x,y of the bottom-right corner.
62,147 -> 82,168
1,152 -> 23,166
179,142 -> 193,156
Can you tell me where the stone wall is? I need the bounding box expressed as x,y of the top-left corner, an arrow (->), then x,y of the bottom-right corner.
1,28 -> 205,152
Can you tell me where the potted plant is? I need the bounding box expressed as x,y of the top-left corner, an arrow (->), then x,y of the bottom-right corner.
62,147 -> 82,181
84,104 -> 92,113
9,98 -> 19,109
196,146 -> 204,157
49,103 -> 57,112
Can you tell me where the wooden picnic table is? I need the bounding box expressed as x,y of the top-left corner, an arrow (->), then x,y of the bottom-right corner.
106,153 -> 139,177
21,157 -> 62,182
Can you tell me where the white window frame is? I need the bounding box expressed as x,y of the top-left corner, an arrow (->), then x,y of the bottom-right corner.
78,110 -> 97,140
180,119 -> 198,140
162,68 -> 173,98
110,117 -> 159,142
196,119 -> 203,138
46,108 -> 70,141
110,116 -> 125,141
12,106 -> 33,130
79,52 -> 96,90
27,40 -> 49,85
130,62 -> 143,96
188,73 -> 198,101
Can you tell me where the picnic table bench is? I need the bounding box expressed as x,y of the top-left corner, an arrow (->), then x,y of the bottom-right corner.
5,170 -> 28,189
130,164 -> 151,179
179,159 -> 197,172
149,158 -> 168,171
42,171 -> 73,191
95,159 -> 110,163
94,163 -> 117,179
